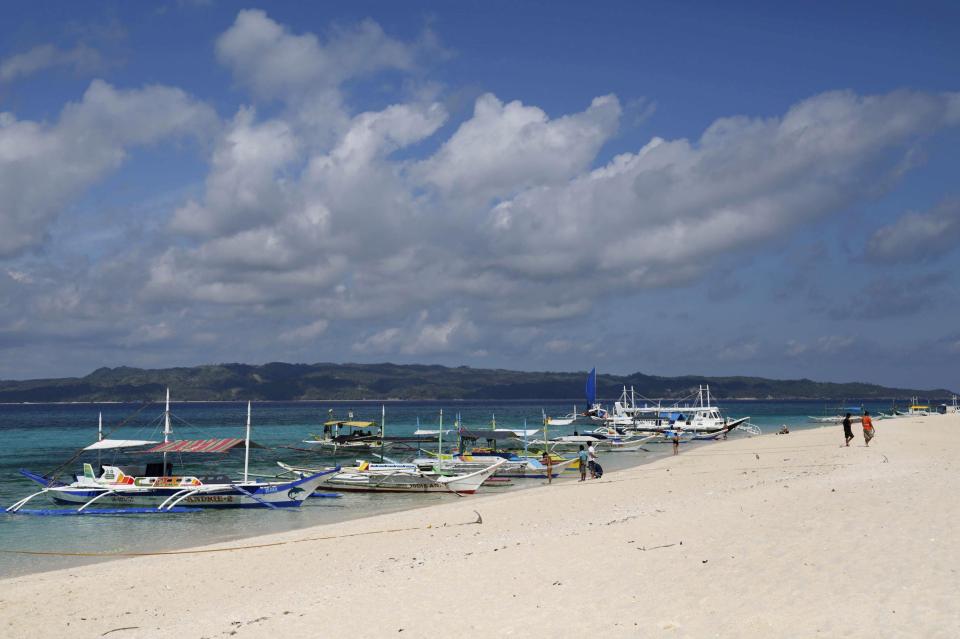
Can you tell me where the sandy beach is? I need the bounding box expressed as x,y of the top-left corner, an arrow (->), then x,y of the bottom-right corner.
2,413 -> 958,638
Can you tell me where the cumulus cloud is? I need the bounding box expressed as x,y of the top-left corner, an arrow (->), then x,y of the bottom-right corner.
0,79 -> 216,257
417,93 -> 621,204
150,13 -> 960,361
216,9 -> 418,100
0,43 -> 104,83
487,90 -> 960,286
4,9 -> 960,377
864,198 -> 960,263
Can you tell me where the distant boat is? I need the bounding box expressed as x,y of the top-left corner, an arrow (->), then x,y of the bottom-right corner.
544,405 -> 578,427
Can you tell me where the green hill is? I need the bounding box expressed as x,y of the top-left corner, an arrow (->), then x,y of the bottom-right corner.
0,362 -> 953,402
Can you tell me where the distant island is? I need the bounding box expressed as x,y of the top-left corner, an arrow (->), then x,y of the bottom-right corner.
0,362 -> 954,403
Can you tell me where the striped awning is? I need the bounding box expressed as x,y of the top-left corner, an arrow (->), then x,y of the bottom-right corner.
142,438 -> 264,454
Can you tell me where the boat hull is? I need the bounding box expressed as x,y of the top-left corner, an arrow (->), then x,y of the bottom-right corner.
20,470 -> 332,510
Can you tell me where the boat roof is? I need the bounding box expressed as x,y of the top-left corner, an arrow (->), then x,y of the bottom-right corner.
142,438 -> 265,453
458,429 -> 524,441
324,420 -> 377,428
83,439 -> 159,451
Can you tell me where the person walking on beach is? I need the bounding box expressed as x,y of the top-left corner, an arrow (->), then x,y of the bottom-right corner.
842,412 -> 854,447
587,443 -> 598,479
541,450 -> 554,484
578,445 -> 588,482
862,410 -> 875,447
672,430 -> 680,456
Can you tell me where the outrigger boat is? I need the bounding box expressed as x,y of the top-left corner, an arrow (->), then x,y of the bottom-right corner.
302,420 -> 384,456
586,378 -> 755,436
543,406 -> 579,427
7,393 -> 336,513
278,458 -> 506,495
536,433 -> 655,453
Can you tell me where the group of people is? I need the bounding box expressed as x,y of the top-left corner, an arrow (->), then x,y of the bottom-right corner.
539,443 -> 601,483
843,410 -> 875,447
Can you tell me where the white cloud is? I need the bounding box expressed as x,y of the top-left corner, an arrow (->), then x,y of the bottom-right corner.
865,198 -> 960,263
216,9 -> 417,100
171,108 -> 300,236
0,43 -> 104,83
0,79 -> 215,257
418,93 -> 621,204
487,90 -> 960,287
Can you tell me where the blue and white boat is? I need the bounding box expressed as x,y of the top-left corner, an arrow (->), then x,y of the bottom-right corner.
7,392 -> 336,513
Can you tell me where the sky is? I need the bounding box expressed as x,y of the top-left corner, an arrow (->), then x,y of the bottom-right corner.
0,0 -> 958,389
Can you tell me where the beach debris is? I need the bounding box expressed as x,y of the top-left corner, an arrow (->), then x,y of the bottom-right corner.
100,628 -> 140,637
638,542 -> 678,551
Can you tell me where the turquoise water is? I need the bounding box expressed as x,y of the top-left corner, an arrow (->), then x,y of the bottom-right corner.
0,399 -> 891,577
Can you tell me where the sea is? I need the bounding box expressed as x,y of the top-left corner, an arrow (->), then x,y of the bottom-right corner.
0,398 -> 894,578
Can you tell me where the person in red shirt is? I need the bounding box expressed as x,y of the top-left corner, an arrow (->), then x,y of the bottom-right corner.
861,411 -> 875,447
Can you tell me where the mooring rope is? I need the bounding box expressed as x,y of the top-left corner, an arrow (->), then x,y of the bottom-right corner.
0,510 -> 483,558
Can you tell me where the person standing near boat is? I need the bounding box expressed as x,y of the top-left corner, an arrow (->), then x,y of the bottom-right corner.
578,445 -> 588,482
587,443 -> 598,479
862,411 -> 875,447
672,430 -> 680,456
541,450 -> 554,484
842,413 -> 854,447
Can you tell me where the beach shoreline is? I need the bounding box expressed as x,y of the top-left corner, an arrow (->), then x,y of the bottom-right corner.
2,413 -> 958,637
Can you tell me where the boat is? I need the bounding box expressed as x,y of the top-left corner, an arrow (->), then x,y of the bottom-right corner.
301,419 -> 385,456
601,384 -> 754,435
808,404 -> 865,424
8,393 -> 336,513
534,433 -> 655,453
543,406 -> 578,427
278,458 -> 506,494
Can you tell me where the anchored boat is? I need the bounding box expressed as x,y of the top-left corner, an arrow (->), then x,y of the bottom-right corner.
7,392 -> 335,513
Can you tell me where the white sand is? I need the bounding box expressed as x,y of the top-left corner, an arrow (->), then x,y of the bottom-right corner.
2,414 -> 958,638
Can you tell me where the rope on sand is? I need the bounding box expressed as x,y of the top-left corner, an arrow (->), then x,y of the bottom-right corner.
0,510 -> 483,558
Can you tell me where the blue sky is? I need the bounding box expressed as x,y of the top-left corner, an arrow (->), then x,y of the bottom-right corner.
1,0 -> 958,389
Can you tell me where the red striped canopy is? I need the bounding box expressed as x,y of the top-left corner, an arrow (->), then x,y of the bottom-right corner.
142,438 -> 264,454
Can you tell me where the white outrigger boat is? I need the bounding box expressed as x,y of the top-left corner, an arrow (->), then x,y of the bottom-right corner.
278,457 -> 506,495
543,406 -> 579,427
586,378 -> 756,436
534,433 -> 655,453
7,393 -> 336,514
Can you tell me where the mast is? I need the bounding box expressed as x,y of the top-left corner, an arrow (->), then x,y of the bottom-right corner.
162,387 -> 171,473
243,401 -> 251,483
98,411 -> 103,468
381,404 -> 386,460
438,409 -> 443,459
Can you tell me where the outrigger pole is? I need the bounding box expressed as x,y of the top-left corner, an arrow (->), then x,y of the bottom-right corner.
243,400 -> 252,483
162,387 -> 171,473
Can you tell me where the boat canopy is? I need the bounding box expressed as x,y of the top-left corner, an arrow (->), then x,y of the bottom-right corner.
324,420 -> 377,428
458,429 -> 524,441
142,438 -> 265,454
83,439 -> 159,451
